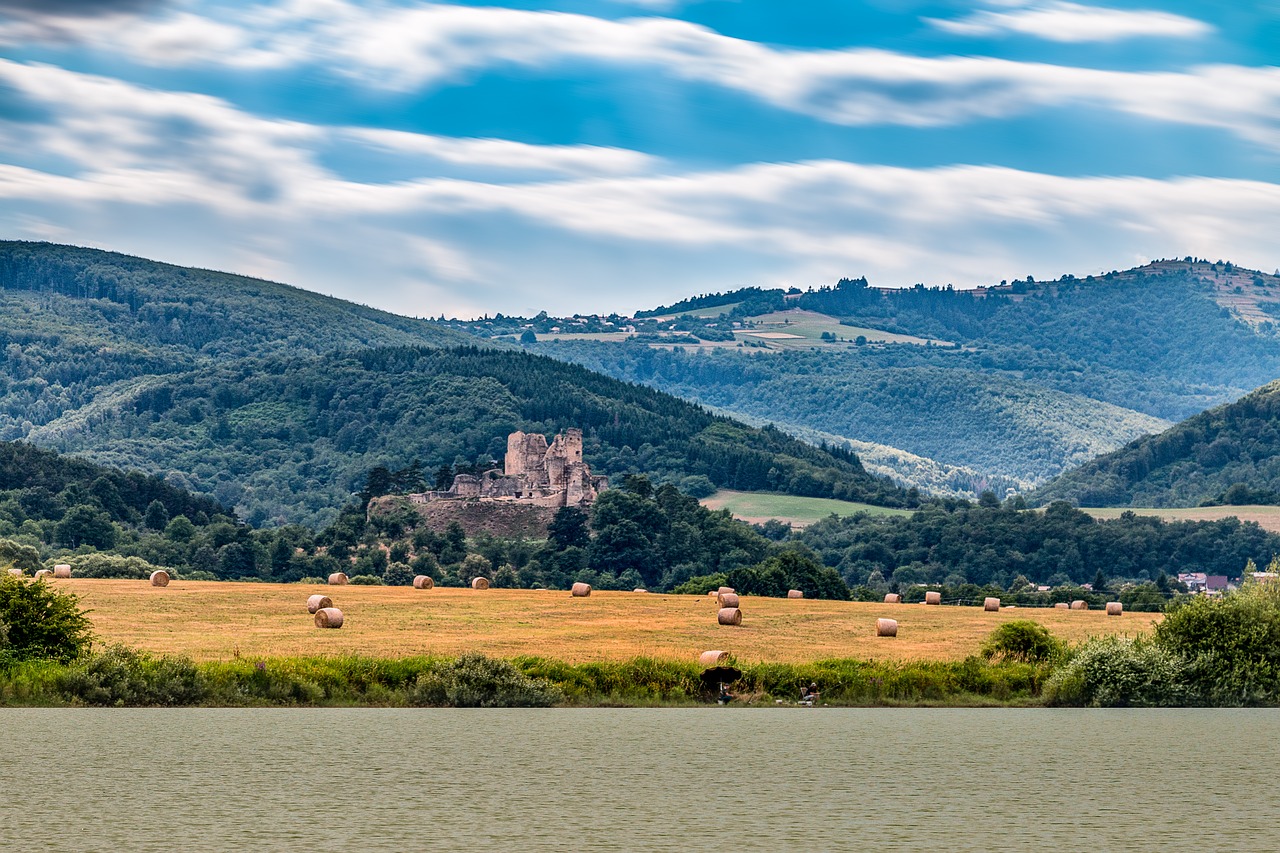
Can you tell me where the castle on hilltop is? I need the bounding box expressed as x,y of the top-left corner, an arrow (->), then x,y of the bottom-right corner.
411,428 -> 607,509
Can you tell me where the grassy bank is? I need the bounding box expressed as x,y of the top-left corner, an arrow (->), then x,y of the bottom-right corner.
0,649 -> 1047,708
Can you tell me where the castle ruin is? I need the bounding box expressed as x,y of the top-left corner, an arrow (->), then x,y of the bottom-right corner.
412,428 -> 607,509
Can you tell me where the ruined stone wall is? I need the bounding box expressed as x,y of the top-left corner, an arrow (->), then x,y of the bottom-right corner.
370,495 -> 560,539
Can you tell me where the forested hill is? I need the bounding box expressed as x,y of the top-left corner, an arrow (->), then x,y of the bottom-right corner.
0,241 -> 472,357
458,258 -> 1280,497
1033,380 -> 1280,508
0,241 -> 475,444
31,346 -> 909,527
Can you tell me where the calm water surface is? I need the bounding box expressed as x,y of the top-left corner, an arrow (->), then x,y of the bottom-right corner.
1,708 -> 1275,852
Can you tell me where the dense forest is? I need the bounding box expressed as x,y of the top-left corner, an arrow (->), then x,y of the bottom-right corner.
0,243 -> 908,524
36,346 -> 908,526
1035,379 -> 1280,507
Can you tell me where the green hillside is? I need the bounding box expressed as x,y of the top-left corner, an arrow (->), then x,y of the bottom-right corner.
0,241 -> 474,442
456,259 -> 1280,496
539,344 -> 1171,486
0,243 -> 906,525
1034,380 -> 1280,508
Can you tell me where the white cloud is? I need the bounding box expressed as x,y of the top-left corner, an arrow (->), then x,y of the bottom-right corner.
1,58 -> 1279,318
341,128 -> 659,178
4,2 -> 1274,151
927,1 -> 1212,43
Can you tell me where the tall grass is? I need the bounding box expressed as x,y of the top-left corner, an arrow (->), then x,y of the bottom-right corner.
0,648 -> 1047,707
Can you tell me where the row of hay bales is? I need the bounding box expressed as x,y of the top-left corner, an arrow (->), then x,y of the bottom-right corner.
325,572 -> 485,589
310,568 -> 465,628
887,592 -> 1124,615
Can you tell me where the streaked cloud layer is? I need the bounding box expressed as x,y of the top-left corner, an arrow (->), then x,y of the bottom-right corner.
0,0 -> 1276,316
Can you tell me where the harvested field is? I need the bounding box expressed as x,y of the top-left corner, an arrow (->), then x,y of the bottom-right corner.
65,581 -> 1157,664
1078,505 -> 1280,533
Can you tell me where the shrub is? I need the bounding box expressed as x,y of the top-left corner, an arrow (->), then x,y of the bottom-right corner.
1043,636 -> 1190,707
57,645 -> 207,706
981,620 -> 1065,664
1153,581 -> 1280,704
408,653 -> 561,707
383,562 -> 414,586
671,572 -> 729,595
0,538 -> 42,574
348,574 -> 384,585
0,575 -> 94,662
62,553 -> 173,580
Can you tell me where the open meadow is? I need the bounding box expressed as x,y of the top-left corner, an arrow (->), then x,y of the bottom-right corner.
60,580 -> 1156,664
701,489 -> 913,526
1079,504 -> 1280,533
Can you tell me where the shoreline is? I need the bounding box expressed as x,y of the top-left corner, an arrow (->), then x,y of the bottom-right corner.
0,648 -> 1050,709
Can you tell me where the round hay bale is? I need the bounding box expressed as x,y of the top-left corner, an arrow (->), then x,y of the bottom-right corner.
787,589 -> 803,599
1070,599 -> 1088,611
717,607 -> 743,626
924,591 -> 942,605
876,618 -> 898,637
884,593 -> 901,604
149,570 -> 169,587
314,607 -> 344,629
471,577 -> 490,590
571,582 -> 592,597
53,564 -> 72,579
413,575 -> 434,590
707,590 -> 719,598
306,594 -> 333,614
633,588 -> 648,593
699,650 -> 730,666
717,586 -> 735,596
717,592 -> 740,608
1106,601 -> 1123,616
33,569 -> 51,580
984,597 -> 1000,612
6,568 -> 22,578
328,572 -> 348,586
1054,602 -> 1070,609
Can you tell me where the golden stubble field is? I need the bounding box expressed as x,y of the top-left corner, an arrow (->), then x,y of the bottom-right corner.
57,580 -> 1161,664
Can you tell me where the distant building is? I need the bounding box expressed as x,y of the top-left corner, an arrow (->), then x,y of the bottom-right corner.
1206,575 -> 1230,593
1178,572 -> 1208,593
409,428 -> 607,509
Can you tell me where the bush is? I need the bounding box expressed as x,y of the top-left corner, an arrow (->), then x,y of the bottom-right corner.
61,553 -> 173,580
981,620 -> 1065,664
1153,581 -> 1280,704
671,572 -> 729,595
383,562 -> 414,586
0,575 -> 94,662
348,574 -> 384,585
408,653 -> 561,707
0,538 -> 42,574
57,645 -> 207,706
1043,636 -> 1190,707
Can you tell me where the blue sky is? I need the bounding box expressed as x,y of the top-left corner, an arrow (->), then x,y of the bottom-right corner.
0,0 -> 1277,317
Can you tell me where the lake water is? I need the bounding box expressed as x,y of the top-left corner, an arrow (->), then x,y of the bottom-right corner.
2,708 -> 1276,852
